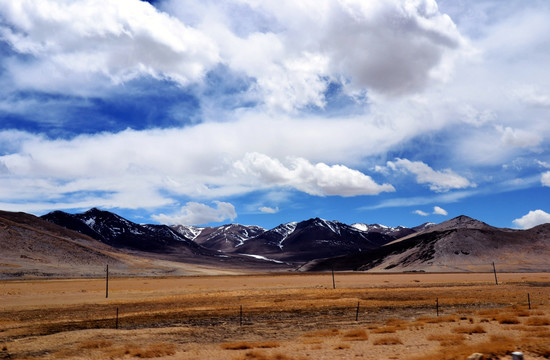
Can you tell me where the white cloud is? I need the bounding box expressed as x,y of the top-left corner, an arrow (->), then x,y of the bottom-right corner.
413,210 -> 429,216
0,0 -> 219,94
259,206 -> 279,214
513,210 -> 550,229
541,171 -> 550,187
0,127 -> 396,213
514,86 -> 550,108
387,158 -> 473,192
160,0 -> 467,110
152,201 -> 236,225
497,126 -> 543,149
233,152 -> 395,196
433,206 -> 448,215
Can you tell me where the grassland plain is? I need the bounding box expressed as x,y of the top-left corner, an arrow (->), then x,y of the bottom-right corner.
1,273 -> 550,359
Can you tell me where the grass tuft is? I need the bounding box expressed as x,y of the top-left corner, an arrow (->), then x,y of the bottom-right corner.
373,336 -> 403,345
495,314 -> 520,324
525,316 -> 550,326
223,342 -> 280,350
302,328 -> 340,338
453,325 -> 486,334
427,333 -> 465,347
233,351 -> 294,360
342,329 -> 368,341
78,339 -> 113,349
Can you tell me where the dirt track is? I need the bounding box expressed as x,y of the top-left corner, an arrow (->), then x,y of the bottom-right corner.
1,273 -> 550,359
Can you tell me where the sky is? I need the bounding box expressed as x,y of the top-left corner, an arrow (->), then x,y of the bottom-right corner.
1,0 -> 550,230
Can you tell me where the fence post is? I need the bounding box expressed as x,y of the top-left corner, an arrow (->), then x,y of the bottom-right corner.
332,267 -> 336,289
492,262 -> 498,285
436,298 -> 439,317
240,305 -> 243,326
105,264 -> 109,298
528,293 -> 531,310
115,307 -> 119,329
355,301 -> 360,321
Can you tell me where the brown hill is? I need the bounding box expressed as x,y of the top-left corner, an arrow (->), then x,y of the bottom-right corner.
303,215 -> 550,272
0,210 -> 126,278
0,210 -> 290,278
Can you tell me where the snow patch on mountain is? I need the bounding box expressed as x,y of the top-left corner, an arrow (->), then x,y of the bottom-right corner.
272,222 -> 297,249
171,225 -> 204,241
241,254 -> 285,264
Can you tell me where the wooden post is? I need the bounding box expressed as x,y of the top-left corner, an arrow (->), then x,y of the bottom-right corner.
355,301 -> 360,321
105,264 -> 109,298
332,267 -> 336,289
492,262 -> 498,285
528,293 -> 531,310
240,305 -> 243,326
436,298 -> 439,317
115,307 -> 119,329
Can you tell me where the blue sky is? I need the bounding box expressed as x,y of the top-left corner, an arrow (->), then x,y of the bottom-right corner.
1,0 -> 550,230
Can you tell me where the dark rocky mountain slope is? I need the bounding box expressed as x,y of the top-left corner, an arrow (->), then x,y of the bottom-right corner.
302,216 -> 550,272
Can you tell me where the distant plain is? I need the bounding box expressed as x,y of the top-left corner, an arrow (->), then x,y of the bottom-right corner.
2,272 -> 550,359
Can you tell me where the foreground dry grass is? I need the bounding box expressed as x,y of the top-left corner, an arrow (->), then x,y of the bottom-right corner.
1,272 -> 550,359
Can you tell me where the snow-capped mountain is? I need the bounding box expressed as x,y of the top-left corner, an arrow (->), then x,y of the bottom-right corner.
351,223 -> 416,238
42,209 -> 421,266
179,223 -> 266,252
231,217 -> 396,262
303,215 -> 550,273
42,208 -> 207,254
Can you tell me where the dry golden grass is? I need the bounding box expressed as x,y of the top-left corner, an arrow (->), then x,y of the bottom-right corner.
525,316 -> 550,326
373,335 -> 403,345
416,314 -> 459,324
222,341 -> 280,350
411,335 -> 514,360
342,329 -> 369,341
3,273 -> 550,360
371,318 -> 408,333
371,325 -> 400,333
453,325 -> 486,334
495,314 -> 521,324
91,343 -> 176,359
427,333 -> 466,346
126,343 -> 177,358
302,328 -> 340,337
233,351 -> 296,360
77,339 -> 113,349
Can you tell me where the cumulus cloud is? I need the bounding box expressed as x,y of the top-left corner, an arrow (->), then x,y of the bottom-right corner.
542,172 -> 550,187
0,127 -> 395,214
433,206 -> 448,215
497,126 -> 543,149
152,201 -> 236,225
259,206 -> 279,214
513,210 -> 550,229
233,152 -> 395,196
387,158 -> 473,192
413,206 -> 447,216
514,86 -> 550,108
0,0 -> 219,93
141,0 -> 467,110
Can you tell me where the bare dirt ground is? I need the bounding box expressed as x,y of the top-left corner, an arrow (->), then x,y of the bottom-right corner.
1,272 -> 550,359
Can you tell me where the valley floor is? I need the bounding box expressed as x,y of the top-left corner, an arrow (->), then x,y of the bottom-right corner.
1,273 -> 550,359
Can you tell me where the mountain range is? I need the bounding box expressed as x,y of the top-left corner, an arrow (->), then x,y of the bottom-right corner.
1,208 -> 549,278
